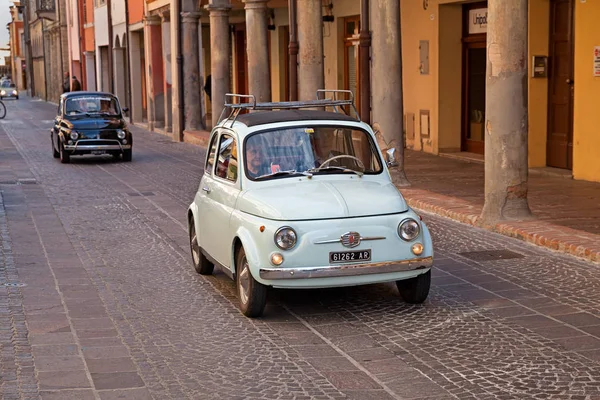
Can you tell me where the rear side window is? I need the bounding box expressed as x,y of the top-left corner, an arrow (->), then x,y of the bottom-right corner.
205,133 -> 218,174
215,134 -> 238,182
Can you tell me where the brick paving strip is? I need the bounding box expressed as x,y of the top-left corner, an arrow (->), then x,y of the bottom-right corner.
184,129 -> 600,265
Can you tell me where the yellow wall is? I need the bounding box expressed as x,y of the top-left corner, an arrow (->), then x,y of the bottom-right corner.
573,0 -> 600,182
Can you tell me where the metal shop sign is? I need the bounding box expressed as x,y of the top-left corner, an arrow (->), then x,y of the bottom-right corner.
469,8 -> 488,34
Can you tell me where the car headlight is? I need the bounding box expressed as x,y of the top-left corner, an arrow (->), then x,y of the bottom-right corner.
12,90 -> 17,95
274,226 -> 297,250
70,131 -> 79,140
398,218 -> 420,241
117,129 -> 126,139
0,90 -> 5,96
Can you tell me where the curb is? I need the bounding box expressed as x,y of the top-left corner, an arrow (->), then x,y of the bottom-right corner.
399,188 -> 600,265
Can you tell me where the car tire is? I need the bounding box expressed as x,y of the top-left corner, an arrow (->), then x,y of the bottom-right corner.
51,138 -> 59,158
122,149 -> 132,162
396,270 -> 431,304
236,246 -> 267,318
59,142 -> 70,164
189,219 -> 214,275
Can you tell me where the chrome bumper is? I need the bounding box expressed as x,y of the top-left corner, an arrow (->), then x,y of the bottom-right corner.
259,256 -> 433,280
64,142 -> 131,151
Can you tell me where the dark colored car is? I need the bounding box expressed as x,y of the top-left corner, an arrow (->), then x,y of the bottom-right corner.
51,91 -> 132,163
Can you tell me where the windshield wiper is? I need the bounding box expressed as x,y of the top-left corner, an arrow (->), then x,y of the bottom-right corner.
254,170 -> 313,180
307,166 -> 364,177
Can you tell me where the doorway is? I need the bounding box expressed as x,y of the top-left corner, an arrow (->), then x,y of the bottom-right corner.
546,0 -> 574,170
461,2 -> 487,155
344,16 -> 360,118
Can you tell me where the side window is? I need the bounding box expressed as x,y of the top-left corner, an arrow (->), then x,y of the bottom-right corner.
215,134 -> 238,182
205,133 -> 219,174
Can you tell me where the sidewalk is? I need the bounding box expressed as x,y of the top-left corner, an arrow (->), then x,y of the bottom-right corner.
143,126 -> 600,264
395,150 -> 600,264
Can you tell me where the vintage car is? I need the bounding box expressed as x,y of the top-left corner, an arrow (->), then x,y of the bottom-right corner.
51,91 -> 132,163
187,91 -> 433,317
0,81 -> 19,100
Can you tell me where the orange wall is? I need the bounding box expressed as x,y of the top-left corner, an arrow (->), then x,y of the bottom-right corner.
85,27 -> 95,52
12,21 -> 23,56
129,0 -> 144,24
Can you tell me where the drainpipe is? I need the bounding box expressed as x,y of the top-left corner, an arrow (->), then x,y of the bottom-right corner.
78,0 -> 86,90
22,2 -> 34,96
42,20 -> 47,100
107,0 -> 114,92
288,0 -> 298,101
359,0 -> 370,124
176,0 -> 184,138
57,0 -> 64,93
124,0 -> 132,109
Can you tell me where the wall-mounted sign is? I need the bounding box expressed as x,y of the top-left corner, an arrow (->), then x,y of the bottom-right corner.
468,8 -> 488,34
594,46 -> 600,77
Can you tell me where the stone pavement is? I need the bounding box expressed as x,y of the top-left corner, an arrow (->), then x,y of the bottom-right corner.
181,126 -> 600,265
0,96 -> 599,399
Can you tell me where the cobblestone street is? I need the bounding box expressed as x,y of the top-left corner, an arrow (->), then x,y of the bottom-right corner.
1,97 -> 600,400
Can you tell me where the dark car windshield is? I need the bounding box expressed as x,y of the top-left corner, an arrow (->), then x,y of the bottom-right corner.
244,126 -> 383,180
65,96 -> 120,117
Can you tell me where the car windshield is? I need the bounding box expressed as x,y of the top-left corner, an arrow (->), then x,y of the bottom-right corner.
65,96 -> 120,116
244,126 -> 383,180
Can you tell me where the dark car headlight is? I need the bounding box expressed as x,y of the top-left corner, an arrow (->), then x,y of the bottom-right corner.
70,131 -> 79,140
117,129 -> 126,139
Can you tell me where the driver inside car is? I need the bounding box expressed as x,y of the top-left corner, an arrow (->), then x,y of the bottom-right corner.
245,141 -> 272,178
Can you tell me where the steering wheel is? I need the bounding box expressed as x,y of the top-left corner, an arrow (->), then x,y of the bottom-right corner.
315,155 -> 365,172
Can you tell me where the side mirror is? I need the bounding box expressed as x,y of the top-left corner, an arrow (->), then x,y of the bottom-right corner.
122,107 -> 129,114
385,148 -> 398,167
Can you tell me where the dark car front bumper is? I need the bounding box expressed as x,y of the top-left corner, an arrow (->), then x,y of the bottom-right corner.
64,139 -> 131,152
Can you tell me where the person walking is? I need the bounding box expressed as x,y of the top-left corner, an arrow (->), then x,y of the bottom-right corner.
63,72 -> 70,93
71,76 -> 82,91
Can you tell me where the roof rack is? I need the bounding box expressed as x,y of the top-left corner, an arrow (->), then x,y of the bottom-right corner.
217,89 -> 361,128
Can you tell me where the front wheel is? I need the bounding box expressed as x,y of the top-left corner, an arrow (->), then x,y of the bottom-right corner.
236,246 -> 267,318
396,270 -> 431,304
0,101 -> 6,119
122,149 -> 132,162
59,142 -> 70,164
51,138 -> 59,158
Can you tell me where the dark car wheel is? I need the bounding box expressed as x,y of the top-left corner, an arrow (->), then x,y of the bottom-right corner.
396,270 -> 431,304
122,149 -> 132,162
51,138 -> 59,158
189,219 -> 214,275
59,142 -> 70,164
236,246 -> 267,318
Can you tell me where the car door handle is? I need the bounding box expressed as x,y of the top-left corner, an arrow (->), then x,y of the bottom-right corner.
201,186 -> 211,194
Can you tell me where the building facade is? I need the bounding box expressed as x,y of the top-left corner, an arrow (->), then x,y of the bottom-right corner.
52,0 -> 600,184
8,2 -> 26,89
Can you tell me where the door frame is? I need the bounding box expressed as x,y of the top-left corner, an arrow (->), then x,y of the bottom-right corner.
546,0 -> 574,170
461,1 -> 487,155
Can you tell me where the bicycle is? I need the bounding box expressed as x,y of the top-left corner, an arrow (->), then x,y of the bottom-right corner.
0,100 -> 6,119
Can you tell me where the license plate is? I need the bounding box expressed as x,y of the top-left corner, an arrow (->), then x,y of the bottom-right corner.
329,249 -> 371,264
91,150 -> 106,155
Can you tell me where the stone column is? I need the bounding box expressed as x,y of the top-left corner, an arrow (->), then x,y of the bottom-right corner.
129,32 -> 143,123
480,0 -> 532,224
206,2 -> 231,125
84,51 -> 96,91
296,0 -> 324,101
160,12 -> 173,133
113,47 -> 127,104
243,0 -> 270,103
181,11 -> 202,131
371,0 -> 409,185
144,15 -> 165,130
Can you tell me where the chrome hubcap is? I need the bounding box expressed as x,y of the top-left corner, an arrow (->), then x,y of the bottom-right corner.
190,227 -> 199,265
238,257 -> 250,305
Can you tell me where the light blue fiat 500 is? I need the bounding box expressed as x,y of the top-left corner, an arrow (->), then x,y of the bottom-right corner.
187,91 -> 434,317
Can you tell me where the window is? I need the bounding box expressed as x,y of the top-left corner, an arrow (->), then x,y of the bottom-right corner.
205,133 -> 218,173
64,95 -> 120,116
215,134 -> 238,182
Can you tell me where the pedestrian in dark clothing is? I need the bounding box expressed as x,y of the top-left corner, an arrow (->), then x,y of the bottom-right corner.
72,76 -> 82,91
63,72 -> 70,93
204,75 -> 211,101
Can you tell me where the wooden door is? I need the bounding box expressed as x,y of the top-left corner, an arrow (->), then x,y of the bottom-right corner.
547,0 -> 574,169
462,41 -> 487,154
